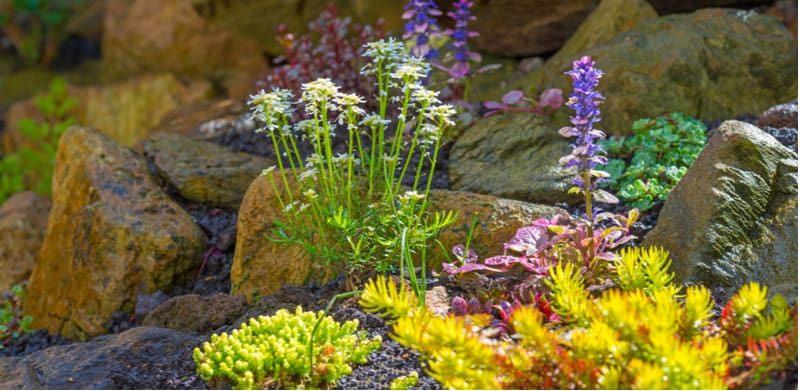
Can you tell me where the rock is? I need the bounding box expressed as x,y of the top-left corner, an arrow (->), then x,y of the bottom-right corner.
764,0 -> 797,39
425,286 -> 450,317
66,0 -> 108,41
518,8 -> 797,136
23,127 -> 207,341
231,172 -> 566,303
102,0 -> 267,98
141,132 -> 274,210
4,73 -> 213,155
465,0 -> 597,57
0,192 -> 51,292
230,174 -> 310,303
757,100 -> 798,129
648,0 -> 774,14
0,326 -> 204,389
142,294 -> 248,333
643,120 -> 798,302
196,0 -> 405,57
449,111 -> 580,205
145,99 -> 250,141
546,0 -> 657,68
78,74 -> 213,147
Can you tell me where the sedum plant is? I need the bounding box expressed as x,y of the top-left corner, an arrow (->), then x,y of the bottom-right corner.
0,76 -> 76,203
193,306 -> 381,390
0,283 -> 33,350
600,112 -> 707,211
361,249 -> 798,389
250,38 -> 457,300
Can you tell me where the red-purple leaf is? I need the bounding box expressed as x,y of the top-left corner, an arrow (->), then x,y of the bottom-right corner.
483,101 -> 503,109
502,90 -> 524,105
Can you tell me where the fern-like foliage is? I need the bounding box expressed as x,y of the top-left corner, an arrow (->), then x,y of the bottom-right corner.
359,275 -> 418,322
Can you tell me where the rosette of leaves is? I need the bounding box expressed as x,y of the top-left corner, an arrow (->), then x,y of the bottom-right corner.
362,249 -> 798,389
193,306 -> 381,390
600,113 -> 707,211
0,283 -> 33,350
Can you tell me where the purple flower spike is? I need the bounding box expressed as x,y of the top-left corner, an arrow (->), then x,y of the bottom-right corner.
403,0 -> 442,59
444,0 -> 481,78
560,56 -> 618,207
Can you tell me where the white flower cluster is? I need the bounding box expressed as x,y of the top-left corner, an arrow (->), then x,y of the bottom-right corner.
360,38 -> 404,77
390,56 -> 431,83
301,78 -> 340,116
248,88 -> 294,133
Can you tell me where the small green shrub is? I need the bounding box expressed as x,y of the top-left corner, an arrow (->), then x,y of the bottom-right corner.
600,112 -> 707,211
0,283 -> 33,350
0,76 -> 76,204
193,306 -> 381,389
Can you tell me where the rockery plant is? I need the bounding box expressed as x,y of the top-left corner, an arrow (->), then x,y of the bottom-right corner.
249,38 -> 457,301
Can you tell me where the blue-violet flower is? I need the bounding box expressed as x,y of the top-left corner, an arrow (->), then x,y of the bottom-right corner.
444,0 -> 480,78
402,0 -> 442,59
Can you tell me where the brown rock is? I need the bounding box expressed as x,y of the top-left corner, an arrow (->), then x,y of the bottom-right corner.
142,294 -> 248,333
466,0 -> 597,57
4,74 -> 213,155
0,192 -> 51,292
145,99 -> 249,142
756,100 -> 798,129
24,126 -> 207,341
102,0 -> 267,97
141,133 -> 274,210
230,174 -> 310,303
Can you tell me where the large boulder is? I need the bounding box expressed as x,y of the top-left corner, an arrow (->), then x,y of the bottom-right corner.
546,0 -> 657,68
24,127 -> 207,341
449,111 -> 580,205
102,0 -> 267,98
0,192 -> 51,292
0,326 -> 204,389
140,133 -> 274,210
3,73 -> 212,155
465,0 -> 597,57
519,8 -> 797,136
231,173 -> 565,303
643,121 -> 797,301
195,0 -> 405,57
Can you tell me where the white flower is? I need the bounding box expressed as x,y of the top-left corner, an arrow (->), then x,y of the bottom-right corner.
426,104 -> 456,127
398,190 -> 424,205
303,189 -> 318,200
334,92 -> 365,107
247,88 -> 294,132
301,78 -> 339,115
298,168 -> 318,181
418,123 -> 440,146
260,166 -> 277,176
359,113 -> 391,128
361,38 -> 403,65
391,56 -> 430,81
411,85 -> 441,107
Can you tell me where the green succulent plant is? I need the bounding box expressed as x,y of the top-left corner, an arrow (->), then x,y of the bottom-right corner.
600,112 -> 707,211
193,306 -> 381,389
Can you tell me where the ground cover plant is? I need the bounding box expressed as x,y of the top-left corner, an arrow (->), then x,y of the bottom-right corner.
0,283 -> 33,351
193,306 -> 381,389
249,38 -> 457,299
600,112 -> 707,211
0,76 -> 76,203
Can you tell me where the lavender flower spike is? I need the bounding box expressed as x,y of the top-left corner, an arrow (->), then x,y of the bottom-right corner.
402,0 -> 442,59
445,0 -> 481,78
559,56 -> 618,210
